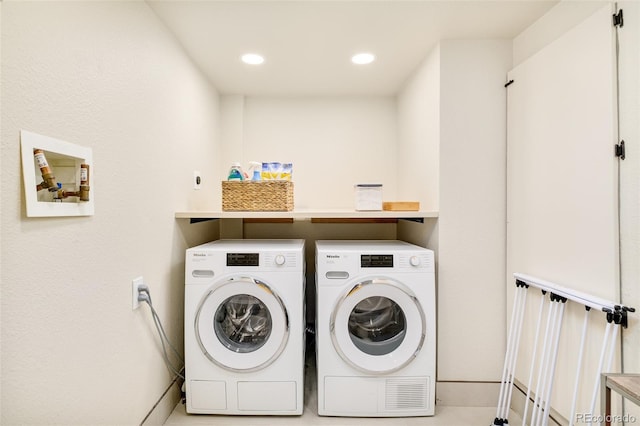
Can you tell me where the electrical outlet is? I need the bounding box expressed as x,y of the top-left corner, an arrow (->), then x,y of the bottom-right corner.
132,277 -> 144,310
193,171 -> 202,190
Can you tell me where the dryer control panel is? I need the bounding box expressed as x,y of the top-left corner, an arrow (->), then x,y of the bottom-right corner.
316,240 -> 435,278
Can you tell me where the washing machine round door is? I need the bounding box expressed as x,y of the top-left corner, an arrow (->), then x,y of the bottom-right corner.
330,278 -> 426,374
195,276 -> 289,372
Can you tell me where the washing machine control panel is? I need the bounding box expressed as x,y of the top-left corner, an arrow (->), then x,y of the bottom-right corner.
360,254 -> 393,268
222,252 -> 297,268
187,250 -> 301,282
227,253 -> 259,266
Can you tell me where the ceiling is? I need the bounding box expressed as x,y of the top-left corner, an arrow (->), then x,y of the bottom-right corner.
147,0 -> 558,96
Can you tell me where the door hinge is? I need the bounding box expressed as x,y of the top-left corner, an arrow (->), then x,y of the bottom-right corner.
613,9 -> 623,27
615,140 -> 625,160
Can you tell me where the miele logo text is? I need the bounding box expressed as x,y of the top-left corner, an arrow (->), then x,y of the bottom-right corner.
192,253 -> 207,257
326,255 -> 340,259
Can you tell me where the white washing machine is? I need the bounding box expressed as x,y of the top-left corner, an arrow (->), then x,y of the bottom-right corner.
315,240 -> 436,417
184,239 -> 305,415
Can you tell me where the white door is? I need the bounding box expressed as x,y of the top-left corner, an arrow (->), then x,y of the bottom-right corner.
330,278 -> 426,374
196,276 -> 289,372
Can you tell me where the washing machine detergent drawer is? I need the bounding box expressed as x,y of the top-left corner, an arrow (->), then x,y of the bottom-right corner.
323,376 -> 433,416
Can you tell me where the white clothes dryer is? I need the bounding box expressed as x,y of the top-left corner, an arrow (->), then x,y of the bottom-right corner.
184,239 -> 305,415
315,240 -> 436,417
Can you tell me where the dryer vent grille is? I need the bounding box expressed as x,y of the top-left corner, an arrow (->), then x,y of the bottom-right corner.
384,377 -> 429,410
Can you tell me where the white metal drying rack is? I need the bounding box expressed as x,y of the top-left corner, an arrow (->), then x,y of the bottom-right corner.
493,273 -> 635,426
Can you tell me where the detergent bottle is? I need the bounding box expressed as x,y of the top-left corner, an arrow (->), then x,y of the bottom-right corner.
227,163 -> 244,181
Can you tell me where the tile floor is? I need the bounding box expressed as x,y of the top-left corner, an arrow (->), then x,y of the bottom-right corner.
165,355 -> 521,426
165,402 -> 509,426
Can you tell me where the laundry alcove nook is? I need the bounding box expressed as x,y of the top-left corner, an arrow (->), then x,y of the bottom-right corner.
175,36 -> 513,409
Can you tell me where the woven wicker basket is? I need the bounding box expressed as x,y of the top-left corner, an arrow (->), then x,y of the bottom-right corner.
222,181 -> 294,211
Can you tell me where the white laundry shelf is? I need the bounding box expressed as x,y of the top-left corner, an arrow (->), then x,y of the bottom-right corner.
175,209 -> 438,223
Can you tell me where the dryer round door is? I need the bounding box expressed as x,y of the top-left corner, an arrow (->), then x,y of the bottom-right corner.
195,276 -> 289,372
330,278 -> 426,374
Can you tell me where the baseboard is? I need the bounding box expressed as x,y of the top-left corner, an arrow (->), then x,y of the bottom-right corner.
140,375 -> 184,426
510,379 -> 568,426
436,381 -> 501,407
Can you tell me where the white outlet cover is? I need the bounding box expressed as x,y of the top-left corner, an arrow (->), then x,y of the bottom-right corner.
132,277 -> 144,310
193,171 -> 202,190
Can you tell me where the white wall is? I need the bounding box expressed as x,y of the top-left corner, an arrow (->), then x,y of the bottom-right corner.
220,96 -> 399,210
1,2 -> 220,424
512,1 -> 608,68
437,40 -> 512,382
397,45 -> 440,212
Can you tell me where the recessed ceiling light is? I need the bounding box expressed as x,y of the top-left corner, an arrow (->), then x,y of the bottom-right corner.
351,53 -> 375,65
241,53 -> 265,65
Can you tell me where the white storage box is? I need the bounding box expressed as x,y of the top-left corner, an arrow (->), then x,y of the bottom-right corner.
354,184 -> 383,211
